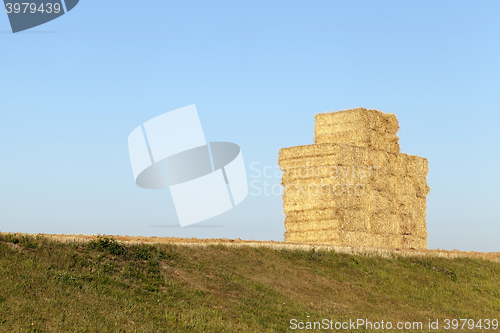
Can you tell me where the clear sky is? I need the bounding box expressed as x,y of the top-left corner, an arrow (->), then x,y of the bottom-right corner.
1,1 -> 499,252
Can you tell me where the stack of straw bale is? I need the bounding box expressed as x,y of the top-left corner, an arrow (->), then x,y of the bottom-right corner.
279,108 -> 429,248
315,108 -> 400,153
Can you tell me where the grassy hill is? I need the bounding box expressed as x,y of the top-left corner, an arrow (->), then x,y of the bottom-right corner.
0,233 -> 499,332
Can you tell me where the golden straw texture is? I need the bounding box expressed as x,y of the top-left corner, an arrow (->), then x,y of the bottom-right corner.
315,131 -> 400,154
315,108 -> 399,134
279,108 -> 429,249
315,108 -> 400,153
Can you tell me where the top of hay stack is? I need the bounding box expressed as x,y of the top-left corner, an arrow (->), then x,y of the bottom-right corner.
315,108 -> 399,134
314,108 -> 400,154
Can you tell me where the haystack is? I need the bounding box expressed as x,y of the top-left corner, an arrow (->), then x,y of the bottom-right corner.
279,108 -> 429,249
315,108 -> 400,153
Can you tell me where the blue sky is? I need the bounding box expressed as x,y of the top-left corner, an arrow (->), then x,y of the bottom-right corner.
1,1 -> 499,251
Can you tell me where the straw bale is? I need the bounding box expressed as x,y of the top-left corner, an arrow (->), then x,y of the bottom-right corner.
282,192 -> 426,220
286,208 -> 384,226
399,214 -> 427,239
315,108 -> 399,135
286,212 -> 396,235
395,154 -> 429,176
282,180 -> 396,209
315,130 -> 400,154
282,196 -> 373,215
286,209 -> 338,223
280,148 -> 427,181
285,229 -> 400,246
394,191 -> 427,212
284,205 -> 425,236
338,231 -> 402,248
281,165 -> 382,184
279,143 -> 396,172
315,123 -> 395,137
402,235 -> 427,249
284,228 -> 341,244
283,219 -> 426,248
281,178 -> 402,200
338,230 -> 373,247
281,175 -> 428,206
282,198 -> 358,213
335,210 -> 371,231
369,213 -> 399,234
399,176 -> 429,198
284,218 -> 341,232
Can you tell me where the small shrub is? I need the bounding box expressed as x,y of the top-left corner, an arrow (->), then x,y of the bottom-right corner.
87,236 -> 124,255
3,234 -> 37,249
3,233 -> 19,244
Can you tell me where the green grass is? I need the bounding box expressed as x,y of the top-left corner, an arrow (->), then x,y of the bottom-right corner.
0,233 -> 499,332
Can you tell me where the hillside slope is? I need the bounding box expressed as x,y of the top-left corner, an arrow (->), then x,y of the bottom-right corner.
0,233 -> 499,332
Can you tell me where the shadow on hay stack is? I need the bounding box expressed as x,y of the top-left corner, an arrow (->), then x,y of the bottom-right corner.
278,108 -> 429,248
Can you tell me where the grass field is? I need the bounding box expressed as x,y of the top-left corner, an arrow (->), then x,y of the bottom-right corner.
0,233 -> 499,332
